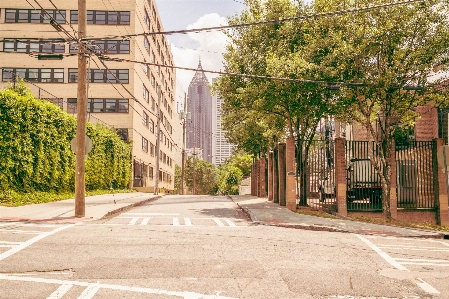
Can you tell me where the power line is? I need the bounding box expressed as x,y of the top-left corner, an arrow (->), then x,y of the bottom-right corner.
82,0 -> 426,41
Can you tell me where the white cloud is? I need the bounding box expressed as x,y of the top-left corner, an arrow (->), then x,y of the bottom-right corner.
170,13 -> 229,110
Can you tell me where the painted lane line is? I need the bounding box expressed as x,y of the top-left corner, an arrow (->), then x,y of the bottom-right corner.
438,241 -> 449,247
128,218 -> 139,225
224,219 -> 236,227
356,235 -> 408,271
77,285 -> 100,299
46,284 -> 73,299
0,274 -> 237,299
395,258 -> 449,263
379,247 -> 449,252
401,262 -> 449,266
173,218 -> 180,226
213,218 -> 225,227
416,278 -> 440,294
380,244 -> 449,249
0,229 -> 42,235
184,218 -> 192,226
0,245 -> 17,248
0,224 -> 76,261
140,218 -> 150,225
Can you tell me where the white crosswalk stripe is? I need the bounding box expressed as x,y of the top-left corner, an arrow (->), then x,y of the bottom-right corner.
115,216 -> 241,227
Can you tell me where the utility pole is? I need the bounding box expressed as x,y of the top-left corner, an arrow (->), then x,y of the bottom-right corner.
75,0 -> 87,217
180,92 -> 186,195
154,86 -> 162,195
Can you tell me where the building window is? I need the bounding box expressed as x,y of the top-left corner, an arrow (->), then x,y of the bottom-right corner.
150,74 -> 155,87
68,69 -> 129,84
142,59 -> 148,75
2,68 -> 63,83
116,128 -> 129,141
71,10 -> 130,25
5,9 -> 66,23
144,9 -> 150,28
3,38 -> 65,53
149,166 -> 154,179
143,85 -> 149,102
142,112 -> 148,126
149,119 -> 154,133
151,96 -> 155,111
144,37 -> 150,53
68,98 -> 128,113
69,40 -> 130,54
142,137 -> 148,152
150,142 -> 155,156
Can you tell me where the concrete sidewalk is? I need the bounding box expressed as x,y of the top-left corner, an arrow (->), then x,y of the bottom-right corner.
0,192 -> 159,222
230,195 -> 449,239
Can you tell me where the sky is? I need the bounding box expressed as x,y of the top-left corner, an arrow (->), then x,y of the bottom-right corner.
154,0 -> 247,107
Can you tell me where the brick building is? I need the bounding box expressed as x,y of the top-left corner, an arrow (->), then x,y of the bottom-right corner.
0,0 -> 178,192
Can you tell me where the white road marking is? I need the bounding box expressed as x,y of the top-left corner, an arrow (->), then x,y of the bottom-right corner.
0,274 -> 237,299
46,284 -> 73,299
356,234 -> 442,295
0,229 -> 42,235
213,218 -> 225,227
224,219 -> 236,227
140,217 -> 150,225
128,217 -> 139,225
173,218 -> 180,226
416,278 -> 440,294
356,235 -> 409,271
184,218 -> 192,226
77,285 -> 100,299
0,224 -> 76,261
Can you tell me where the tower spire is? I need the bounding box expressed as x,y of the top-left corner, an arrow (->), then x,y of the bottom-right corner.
198,56 -> 202,69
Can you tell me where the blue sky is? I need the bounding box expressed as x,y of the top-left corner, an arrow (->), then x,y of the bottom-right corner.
154,0 -> 246,101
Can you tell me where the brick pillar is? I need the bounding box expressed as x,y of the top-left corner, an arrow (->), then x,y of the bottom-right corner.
389,140 -> 398,220
259,158 -> 267,197
273,148 -> 279,203
335,138 -> 347,217
268,152 -> 274,201
434,138 -> 449,226
255,160 -> 260,197
278,143 -> 286,206
286,137 -> 297,210
251,162 -> 256,196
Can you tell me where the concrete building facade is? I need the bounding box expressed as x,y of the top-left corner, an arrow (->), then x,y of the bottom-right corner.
0,0 -> 177,192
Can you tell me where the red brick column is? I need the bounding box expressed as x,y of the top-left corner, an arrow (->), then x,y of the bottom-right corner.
389,140 -> 398,220
268,152 -> 274,201
335,138 -> 347,217
251,162 -> 256,196
434,138 -> 449,226
278,143 -> 286,206
273,149 -> 279,203
286,137 -> 297,210
259,158 -> 267,197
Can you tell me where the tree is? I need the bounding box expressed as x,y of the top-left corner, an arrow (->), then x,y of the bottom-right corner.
217,153 -> 252,195
184,157 -> 218,195
311,0 -> 449,218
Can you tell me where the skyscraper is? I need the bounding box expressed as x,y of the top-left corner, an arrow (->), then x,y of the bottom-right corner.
186,59 -> 213,163
212,78 -> 234,166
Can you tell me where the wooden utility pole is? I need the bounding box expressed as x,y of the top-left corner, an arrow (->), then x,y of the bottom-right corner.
180,92 -> 187,195
75,0 -> 87,217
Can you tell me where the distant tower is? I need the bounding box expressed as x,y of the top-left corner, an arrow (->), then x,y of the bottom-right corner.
186,59 -> 213,163
212,78 -> 234,166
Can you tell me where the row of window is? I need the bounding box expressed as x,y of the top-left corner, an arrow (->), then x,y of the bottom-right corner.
67,98 -> 129,114
2,68 -> 129,84
5,9 -> 130,25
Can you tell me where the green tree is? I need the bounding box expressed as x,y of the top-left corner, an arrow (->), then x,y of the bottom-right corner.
184,157 -> 218,195
174,164 -> 182,194
311,0 -> 449,218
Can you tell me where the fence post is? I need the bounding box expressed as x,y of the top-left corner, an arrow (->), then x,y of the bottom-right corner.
434,138 -> 449,226
286,137 -> 297,210
389,140 -> 398,220
251,162 -> 255,196
335,138 -> 347,217
259,158 -> 267,197
273,148 -> 279,203
278,143 -> 286,206
268,152 -> 274,201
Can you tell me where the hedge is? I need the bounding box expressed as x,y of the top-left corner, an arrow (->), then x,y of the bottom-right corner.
0,82 -> 132,193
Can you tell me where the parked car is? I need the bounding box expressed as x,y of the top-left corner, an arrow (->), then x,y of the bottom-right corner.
346,158 -> 382,204
318,173 -> 335,202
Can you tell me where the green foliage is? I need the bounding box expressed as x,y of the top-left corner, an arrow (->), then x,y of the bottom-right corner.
184,157 -> 218,195
0,82 -> 132,200
174,164 -> 182,194
217,153 -> 252,195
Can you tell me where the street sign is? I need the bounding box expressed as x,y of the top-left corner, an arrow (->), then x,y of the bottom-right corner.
70,135 -> 93,155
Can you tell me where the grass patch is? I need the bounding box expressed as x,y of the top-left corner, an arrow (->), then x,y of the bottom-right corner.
0,189 -> 136,207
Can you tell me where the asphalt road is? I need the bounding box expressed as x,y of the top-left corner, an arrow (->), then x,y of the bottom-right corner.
1,195 -> 449,299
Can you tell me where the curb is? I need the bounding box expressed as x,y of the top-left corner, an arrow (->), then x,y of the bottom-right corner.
100,196 -> 161,219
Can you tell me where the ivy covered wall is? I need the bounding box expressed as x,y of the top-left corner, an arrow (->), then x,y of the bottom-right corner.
0,83 -> 131,193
